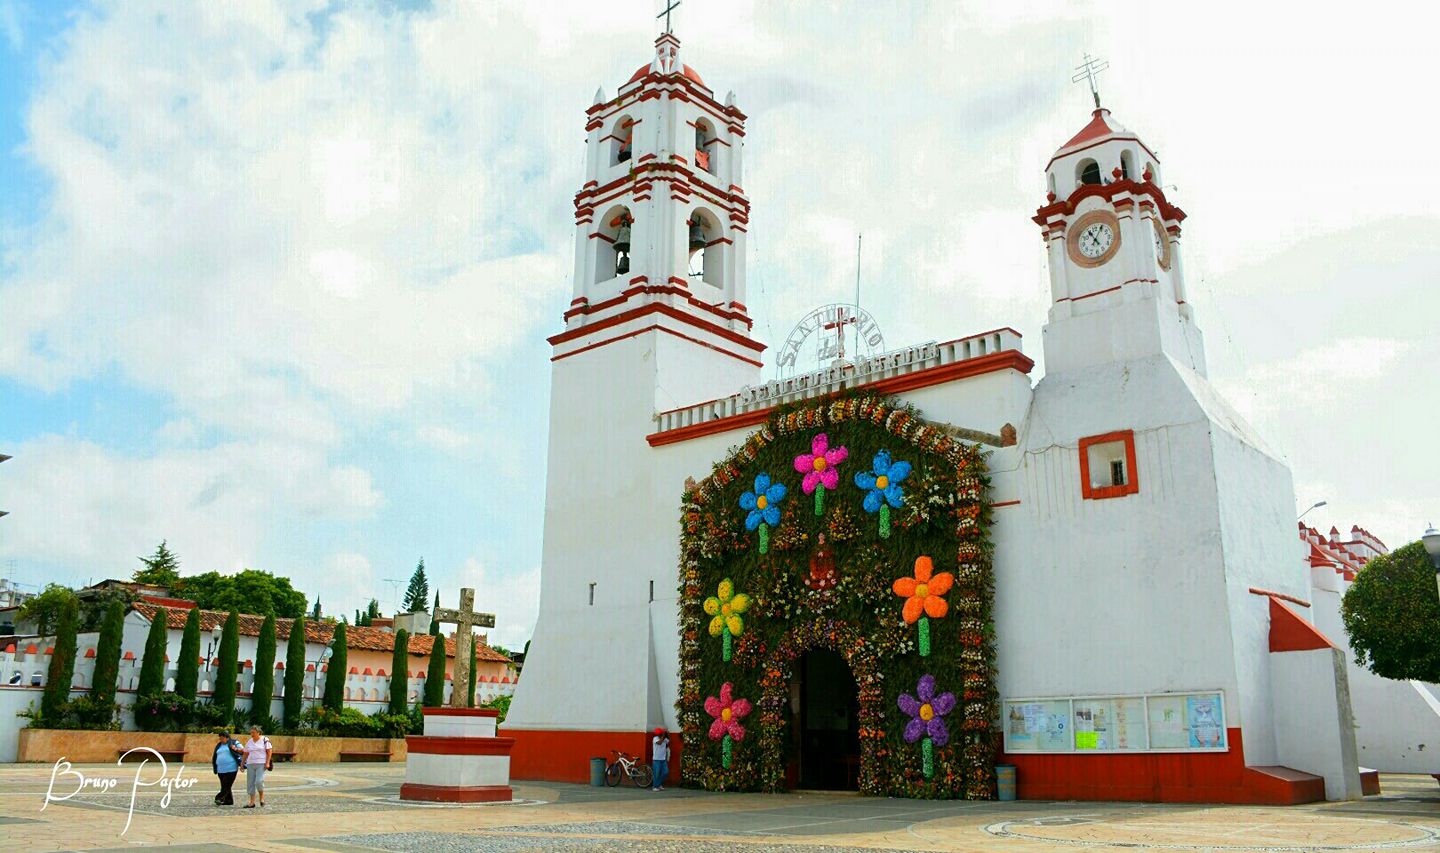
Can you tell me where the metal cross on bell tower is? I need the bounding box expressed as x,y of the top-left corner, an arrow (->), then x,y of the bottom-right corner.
1072,53 -> 1109,109
657,0 -> 681,35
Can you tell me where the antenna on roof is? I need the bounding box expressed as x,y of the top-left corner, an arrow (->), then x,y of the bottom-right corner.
1072,53 -> 1109,109
382,578 -> 404,613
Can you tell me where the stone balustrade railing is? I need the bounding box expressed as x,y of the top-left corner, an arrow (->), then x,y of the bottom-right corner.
652,328 -> 1024,435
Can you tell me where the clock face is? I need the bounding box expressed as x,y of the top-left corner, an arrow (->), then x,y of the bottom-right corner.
1078,223 -> 1114,259
1152,219 -> 1171,270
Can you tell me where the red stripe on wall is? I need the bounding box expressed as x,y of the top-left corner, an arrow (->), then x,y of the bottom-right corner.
504,729 -> 680,786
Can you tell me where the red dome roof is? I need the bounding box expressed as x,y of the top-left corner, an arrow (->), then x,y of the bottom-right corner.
628,62 -> 706,88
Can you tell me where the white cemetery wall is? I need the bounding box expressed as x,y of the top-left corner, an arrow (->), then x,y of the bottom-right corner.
1269,645 -> 1362,800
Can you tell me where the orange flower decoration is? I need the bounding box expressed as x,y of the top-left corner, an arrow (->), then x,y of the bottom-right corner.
892,556 -> 952,624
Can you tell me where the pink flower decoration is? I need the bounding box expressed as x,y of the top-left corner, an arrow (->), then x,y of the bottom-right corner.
792,433 -> 848,495
703,682 -> 752,742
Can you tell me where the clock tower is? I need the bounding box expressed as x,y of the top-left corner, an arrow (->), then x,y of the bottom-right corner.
1034,107 -> 1207,377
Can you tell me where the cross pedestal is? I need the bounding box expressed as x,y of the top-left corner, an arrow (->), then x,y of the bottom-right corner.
400,587 -> 513,803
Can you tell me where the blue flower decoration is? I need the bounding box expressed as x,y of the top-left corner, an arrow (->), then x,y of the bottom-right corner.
739,473 -> 786,530
854,450 -> 911,514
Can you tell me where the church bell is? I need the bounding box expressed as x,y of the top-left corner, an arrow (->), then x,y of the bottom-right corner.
688,221 -> 706,251
614,223 -> 631,253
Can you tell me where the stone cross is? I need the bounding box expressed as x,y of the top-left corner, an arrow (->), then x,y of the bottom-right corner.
433,587 -> 496,708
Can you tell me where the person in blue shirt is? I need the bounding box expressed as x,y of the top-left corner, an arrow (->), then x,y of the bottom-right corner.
211,731 -> 242,806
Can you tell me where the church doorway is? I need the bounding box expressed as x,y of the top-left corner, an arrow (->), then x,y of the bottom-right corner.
790,649 -> 861,791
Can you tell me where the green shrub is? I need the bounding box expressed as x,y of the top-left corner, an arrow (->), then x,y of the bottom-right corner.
191,701 -> 228,730
480,694 -> 512,723
134,692 -> 194,732
26,696 -> 120,730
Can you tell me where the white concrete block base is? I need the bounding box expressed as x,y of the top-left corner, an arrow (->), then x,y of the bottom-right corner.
400,708 -> 515,803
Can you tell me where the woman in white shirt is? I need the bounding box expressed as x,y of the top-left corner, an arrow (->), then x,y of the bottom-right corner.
240,725 -> 273,808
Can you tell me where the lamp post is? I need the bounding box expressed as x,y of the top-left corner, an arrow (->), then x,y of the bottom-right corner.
204,625 -> 223,673
1421,524 -> 1440,605
1298,500 -> 1327,522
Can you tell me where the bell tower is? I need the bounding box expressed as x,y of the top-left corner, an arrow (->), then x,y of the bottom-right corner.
1034,100 -> 1206,377
559,32 -> 755,352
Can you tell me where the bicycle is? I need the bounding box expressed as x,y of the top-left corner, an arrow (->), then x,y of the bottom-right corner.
604,749 -> 653,788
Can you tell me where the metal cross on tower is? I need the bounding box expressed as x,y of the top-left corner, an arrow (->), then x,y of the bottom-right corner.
433,587 -> 496,708
657,0 -> 681,34
1072,53 -> 1109,109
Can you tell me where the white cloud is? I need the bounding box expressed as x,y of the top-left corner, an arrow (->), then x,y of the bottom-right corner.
455,558 -> 540,651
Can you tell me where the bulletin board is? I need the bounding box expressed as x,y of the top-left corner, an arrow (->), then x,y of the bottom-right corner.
1002,691 -> 1227,754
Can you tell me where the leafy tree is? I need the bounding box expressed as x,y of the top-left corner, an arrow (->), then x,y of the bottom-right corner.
41,597 -> 79,721
251,613 -> 277,724
323,623 -> 348,711
467,639 -> 478,707
212,610 -> 240,719
283,615 -> 307,728
78,586 -> 138,632
134,540 -> 181,588
1342,541 -> 1440,682
403,559 -> 430,613
89,600 -> 126,708
136,606 -> 170,699
175,607 -> 201,701
423,634 -> 447,707
429,591 -> 441,636
19,583 -> 77,636
176,569 -> 307,618
489,643 -> 515,660
388,629 -> 410,715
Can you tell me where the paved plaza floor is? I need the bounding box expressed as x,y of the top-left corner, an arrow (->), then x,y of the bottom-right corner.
1,762 -> 1437,852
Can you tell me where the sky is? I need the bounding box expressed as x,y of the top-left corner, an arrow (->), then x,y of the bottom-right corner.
1,1 -> 1437,649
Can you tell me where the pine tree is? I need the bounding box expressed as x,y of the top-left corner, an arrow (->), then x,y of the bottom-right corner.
250,613 -> 276,724
467,637 -> 478,707
283,615 -> 307,728
89,600 -> 125,708
402,559 -> 430,613
212,610 -> 240,719
175,607 -> 200,701
388,629 -> 410,715
323,623 -> 347,711
429,591 -> 441,635
41,597 -> 79,721
423,633 -> 447,707
136,606 -> 169,699
366,598 -> 380,624
134,540 -> 181,589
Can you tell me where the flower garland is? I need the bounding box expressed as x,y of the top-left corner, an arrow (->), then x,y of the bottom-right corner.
677,394 -> 997,800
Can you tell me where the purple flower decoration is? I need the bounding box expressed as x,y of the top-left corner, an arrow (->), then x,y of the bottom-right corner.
897,674 -> 955,747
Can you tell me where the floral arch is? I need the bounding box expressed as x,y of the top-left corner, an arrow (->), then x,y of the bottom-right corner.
677,395 -> 997,799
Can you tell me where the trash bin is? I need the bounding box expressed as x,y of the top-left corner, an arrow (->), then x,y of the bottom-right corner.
995,764 -> 1017,801
589,757 -> 607,787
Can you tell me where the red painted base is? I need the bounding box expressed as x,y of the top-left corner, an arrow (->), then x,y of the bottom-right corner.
1360,769 -> 1381,796
1002,729 -> 1325,804
507,726 -> 1325,804
504,728 -> 680,786
399,783 -> 513,803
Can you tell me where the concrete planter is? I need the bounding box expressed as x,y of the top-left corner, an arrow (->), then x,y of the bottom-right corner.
16,729 -> 407,764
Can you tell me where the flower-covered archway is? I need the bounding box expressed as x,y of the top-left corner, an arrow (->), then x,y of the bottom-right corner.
677,395 -> 997,799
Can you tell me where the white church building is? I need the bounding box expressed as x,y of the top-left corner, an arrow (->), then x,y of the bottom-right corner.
506,32 -> 1370,803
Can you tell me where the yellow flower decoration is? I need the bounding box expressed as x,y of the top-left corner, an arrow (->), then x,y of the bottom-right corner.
703,578 -> 751,662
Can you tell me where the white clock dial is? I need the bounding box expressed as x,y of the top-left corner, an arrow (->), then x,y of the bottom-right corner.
1078,223 -> 1114,259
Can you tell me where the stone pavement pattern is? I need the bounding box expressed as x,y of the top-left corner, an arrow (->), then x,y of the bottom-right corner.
1,762 -> 1437,852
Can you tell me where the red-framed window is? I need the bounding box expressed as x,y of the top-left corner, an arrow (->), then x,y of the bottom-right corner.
1078,429 -> 1139,500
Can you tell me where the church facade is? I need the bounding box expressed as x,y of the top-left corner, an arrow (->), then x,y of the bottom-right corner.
505,34 -> 1362,803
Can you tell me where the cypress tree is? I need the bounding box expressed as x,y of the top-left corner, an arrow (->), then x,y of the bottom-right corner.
212,610 -> 240,719
41,597 -> 79,722
250,613 -> 276,724
283,615 -> 307,728
388,629 -> 410,715
423,633 -> 447,707
175,607 -> 200,701
429,592 -> 440,635
467,638 -> 478,707
322,622 -> 347,711
136,606 -> 169,699
89,600 -> 126,707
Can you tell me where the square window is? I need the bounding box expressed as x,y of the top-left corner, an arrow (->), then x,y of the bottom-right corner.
1079,430 -> 1139,500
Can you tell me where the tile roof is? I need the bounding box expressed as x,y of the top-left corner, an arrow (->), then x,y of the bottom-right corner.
130,603 -> 512,664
